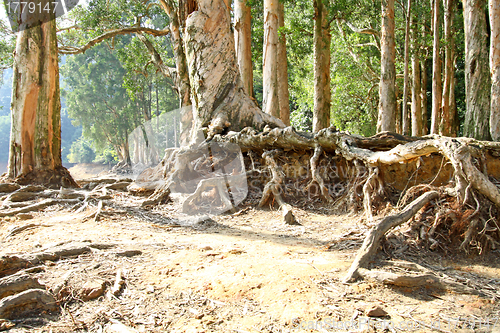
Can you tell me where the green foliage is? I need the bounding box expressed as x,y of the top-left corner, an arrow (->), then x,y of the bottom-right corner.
94,147 -> 118,164
67,138 -> 96,163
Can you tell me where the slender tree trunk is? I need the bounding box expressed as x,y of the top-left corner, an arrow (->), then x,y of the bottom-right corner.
234,0 -> 254,97
402,0 -> 412,135
7,8 -> 75,187
440,0 -> 456,136
184,0 -> 284,139
277,2 -> 291,126
430,0 -> 442,134
411,14 -> 423,136
490,0 -> 500,140
377,0 -> 397,133
421,58 -> 429,135
463,0 -> 491,140
262,0 -> 280,118
158,0 -> 191,108
313,0 -> 331,132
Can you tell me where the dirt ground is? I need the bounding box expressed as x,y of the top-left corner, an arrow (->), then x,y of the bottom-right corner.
0,167 -> 499,332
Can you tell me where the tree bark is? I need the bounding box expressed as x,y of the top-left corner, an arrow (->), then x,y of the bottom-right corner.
234,0 -> 254,97
377,0 -> 397,133
313,0 -> 332,132
440,0 -> 456,136
430,0 -> 442,135
490,0 -> 500,140
411,17 -> 423,137
277,2 -> 291,126
262,0 -> 280,118
183,0 -> 284,140
7,5 -> 75,188
402,0 -> 412,135
158,0 -> 191,108
421,58 -> 429,135
464,0 -> 491,140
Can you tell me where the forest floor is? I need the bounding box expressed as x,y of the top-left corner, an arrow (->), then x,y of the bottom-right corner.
0,165 -> 499,332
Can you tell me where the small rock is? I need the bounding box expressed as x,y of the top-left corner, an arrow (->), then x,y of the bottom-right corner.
80,280 -> 106,301
366,305 -> 388,317
199,245 -> 213,251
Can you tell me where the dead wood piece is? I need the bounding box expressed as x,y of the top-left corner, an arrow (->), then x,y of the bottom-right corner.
0,184 -> 20,194
111,270 -> 125,297
16,185 -> 46,193
358,268 -> 478,294
3,192 -> 39,203
0,256 -> 34,279
0,273 -> 45,299
84,201 -> 104,222
141,184 -> 171,207
105,182 -> 132,191
0,289 -> 57,319
4,223 -> 51,239
113,249 -> 142,257
343,190 -> 439,283
0,199 -> 82,218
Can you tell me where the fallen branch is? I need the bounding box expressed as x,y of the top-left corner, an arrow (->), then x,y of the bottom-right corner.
343,190 -> 439,282
111,269 -> 125,297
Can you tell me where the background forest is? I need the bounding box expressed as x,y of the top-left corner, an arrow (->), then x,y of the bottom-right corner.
0,0 -> 489,167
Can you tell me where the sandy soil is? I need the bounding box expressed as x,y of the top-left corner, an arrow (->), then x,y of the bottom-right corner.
1,187 -> 499,333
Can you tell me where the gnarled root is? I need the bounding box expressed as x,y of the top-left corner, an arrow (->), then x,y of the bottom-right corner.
343,191 -> 439,283
305,146 -> 333,203
259,150 -> 299,225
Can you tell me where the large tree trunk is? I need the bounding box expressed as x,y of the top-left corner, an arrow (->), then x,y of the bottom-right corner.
430,0 -> 442,135
463,0 -> 491,140
312,0 -> 331,132
402,0 -> 412,135
277,2 -> 291,126
377,0 -> 397,133
7,10 -> 75,188
440,0 -> 456,136
183,0 -> 284,140
234,0 -> 254,97
421,58 -> 429,135
490,0 -> 500,140
262,0 -> 280,119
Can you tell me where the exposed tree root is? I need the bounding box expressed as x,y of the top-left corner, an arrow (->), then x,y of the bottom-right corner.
305,146 -> 333,203
0,272 -> 45,299
0,199 -> 82,217
4,223 -> 51,239
259,150 -> 299,225
343,191 -> 439,282
0,289 -> 57,319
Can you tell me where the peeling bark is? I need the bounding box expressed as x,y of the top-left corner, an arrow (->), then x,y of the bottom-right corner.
464,0 -> 491,140
277,2 -> 290,126
7,7 -> 76,188
490,0 -> 500,140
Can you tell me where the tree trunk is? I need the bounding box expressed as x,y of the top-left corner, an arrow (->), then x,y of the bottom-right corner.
234,0 -> 254,97
158,0 -> 191,108
183,0 -> 284,140
464,0 -> 491,140
430,0 -> 442,135
402,0 -> 412,135
7,8 -> 75,188
440,0 -> 456,136
490,0 -> 500,140
411,18 -> 423,137
377,0 -> 397,133
277,2 -> 291,126
313,0 -> 332,132
421,58 -> 429,135
262,0 -> 280,118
